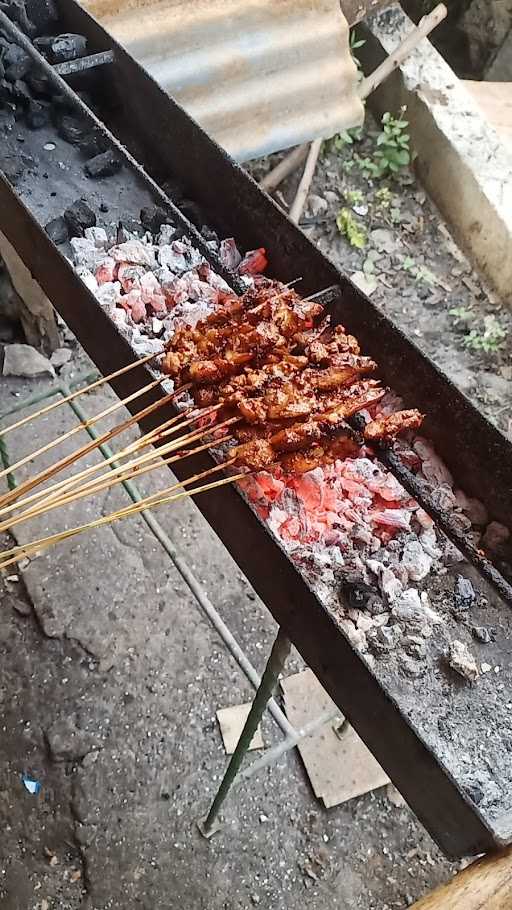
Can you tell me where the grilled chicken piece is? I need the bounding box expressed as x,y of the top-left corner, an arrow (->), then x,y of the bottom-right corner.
364,409 -> 424,442
280,437 -> 360,474
232,438 -> 276,472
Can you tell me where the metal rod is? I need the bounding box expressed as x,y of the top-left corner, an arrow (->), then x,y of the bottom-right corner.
0,10 -> 243,295
200,628 -> 291,837
53,50 -> 115,76
238,706 -> 339,782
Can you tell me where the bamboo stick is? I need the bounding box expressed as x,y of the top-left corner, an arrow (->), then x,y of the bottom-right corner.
0,385 -> 190,511
2,415 -> 236,534
1,432 -> 233,535
0,376 -> 162,485
0,403 -> 219,522
0,353 -> 157,437
289,138 -> 323,224
0,463 -> 243,570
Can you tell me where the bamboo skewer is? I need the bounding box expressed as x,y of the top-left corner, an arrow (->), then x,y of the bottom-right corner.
1,414 -> 237,534
0,384 -> 191,512
0,376 -> 162,485
0,353 -> 157,437
0,403 -> 221,522
1,432 -> 234,535
0,462 -> 244,570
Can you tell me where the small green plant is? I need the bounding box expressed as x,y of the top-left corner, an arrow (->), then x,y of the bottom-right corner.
464,315 -> 507,353
358,107 -> 411,179
345,189 -> 364,206
401,256 -> 436,285
336,208 -> 367,249
449,306 -> 473,325
375,186 -> 392,208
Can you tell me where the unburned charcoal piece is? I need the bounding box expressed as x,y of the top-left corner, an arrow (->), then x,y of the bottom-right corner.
26,67 -> 52,96
58,112 -> 88,144
84,150 -> 122,178
64,199 -> 96,236
4,44 -> 32,80
49,33 -> 87,63
45,216 -> 69,244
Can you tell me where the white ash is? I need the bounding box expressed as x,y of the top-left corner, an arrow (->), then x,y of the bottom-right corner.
447,640 -> 480,682
70,237 -> 105,272
84,226 -> 109,250
391,589 -> 442,638
400,538 -> 433,581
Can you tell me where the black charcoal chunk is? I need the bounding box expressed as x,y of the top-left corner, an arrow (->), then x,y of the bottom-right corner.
26,67 -> 52,96
84,150 -> 122,178
45,216 -> 68,244
4,44 -> 32,80
140,205 -> 169,234
49,33 -> 87,63
454,575 -> 476,611
99,203 -> 109,213
57,112 -> 88,144
64,199 -> 96,236
2,0 -> 36,36
0,108 -> 16,132
0,79 -> 13,102
26,98 -> 50,128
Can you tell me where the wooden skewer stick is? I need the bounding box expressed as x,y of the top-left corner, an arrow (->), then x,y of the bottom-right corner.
0,353 -> 157,437
289,138 -> 323,225
0,403 -> 219,522
0,463 -> 243,570
259,145 -> 309,192
3,415 -> 237,534
0,376 -> 162,485
0,384 -> 191,512
1,431 -> 233,535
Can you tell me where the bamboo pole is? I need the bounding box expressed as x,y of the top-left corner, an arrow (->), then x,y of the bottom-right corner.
410,847 -> 512,909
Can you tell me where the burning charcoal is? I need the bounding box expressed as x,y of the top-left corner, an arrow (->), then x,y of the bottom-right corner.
238,248 -> 268,276
140,205 -> 170,235
45,216 -> 68,245
454,575 -> 476,612
84,150 -> 122,179
472,626 -> 491,644
58,113 -> 88,145
446,640 -> 479,683
4,44 -> 32,80
48,34 -> 87,63
26,98 -> 51,129
64,199 -> 96,237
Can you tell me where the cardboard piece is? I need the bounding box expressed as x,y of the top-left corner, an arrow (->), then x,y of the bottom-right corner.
282,669 -> 389,807
216,703 -> 264,755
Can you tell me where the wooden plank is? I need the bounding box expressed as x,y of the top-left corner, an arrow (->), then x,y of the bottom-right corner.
412,848 -> 512,909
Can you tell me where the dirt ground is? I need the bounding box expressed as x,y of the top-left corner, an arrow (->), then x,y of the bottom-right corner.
1,116 -> 511,909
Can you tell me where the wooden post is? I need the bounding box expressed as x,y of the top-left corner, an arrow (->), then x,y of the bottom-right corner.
411,847 -> 512,909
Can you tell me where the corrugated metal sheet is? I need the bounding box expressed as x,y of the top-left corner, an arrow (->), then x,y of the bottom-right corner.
81,0 -> 364,161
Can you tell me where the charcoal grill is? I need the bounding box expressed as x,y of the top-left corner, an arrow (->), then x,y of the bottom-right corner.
1,0 -> 512,859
